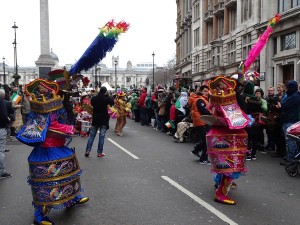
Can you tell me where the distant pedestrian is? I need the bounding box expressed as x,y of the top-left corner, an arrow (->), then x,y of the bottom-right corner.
0,89 -> 12,179
129,93 -> 140,122
278,80 -> 300,165
138,87 -> 148,126
85,86 -> 114,157
21,91 -> 31,124
114,92 -> 130,136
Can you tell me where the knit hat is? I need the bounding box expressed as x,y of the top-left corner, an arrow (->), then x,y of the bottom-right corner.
286,80 -> 298,96
100,86 -> 107,94
117,92 -> 126,97
242,81 -> 255,97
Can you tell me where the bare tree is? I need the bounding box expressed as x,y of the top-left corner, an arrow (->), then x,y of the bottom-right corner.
148,55 -> 176,89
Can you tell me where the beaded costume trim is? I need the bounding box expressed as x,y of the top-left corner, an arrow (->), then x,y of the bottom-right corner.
31,176 -> 81,207
29,154 -> 80,182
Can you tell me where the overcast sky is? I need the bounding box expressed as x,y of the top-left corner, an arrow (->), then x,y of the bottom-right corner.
0,0 -> 176,69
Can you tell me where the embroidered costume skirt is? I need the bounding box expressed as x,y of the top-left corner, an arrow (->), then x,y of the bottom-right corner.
206,127 -> 248,174
27,145 -> 82,209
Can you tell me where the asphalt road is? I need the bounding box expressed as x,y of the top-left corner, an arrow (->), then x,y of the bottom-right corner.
1,119 -> 300,225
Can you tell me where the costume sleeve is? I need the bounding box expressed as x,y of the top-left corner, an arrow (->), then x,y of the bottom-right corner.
48,120 -> 74,135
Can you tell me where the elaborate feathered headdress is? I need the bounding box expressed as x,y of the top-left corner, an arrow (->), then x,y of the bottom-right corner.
69,20 -> 129,76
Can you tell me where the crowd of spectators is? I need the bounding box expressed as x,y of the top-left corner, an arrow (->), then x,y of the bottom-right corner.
2,77 -> 300,179
123,78 -> 300,168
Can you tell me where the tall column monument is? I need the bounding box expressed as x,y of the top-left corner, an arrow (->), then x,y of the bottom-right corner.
35,0 -> 55,79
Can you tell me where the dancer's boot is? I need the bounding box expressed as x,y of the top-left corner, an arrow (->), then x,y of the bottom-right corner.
67,194 -> 89,208
33,208 -> 54,225
76,195 -> 89,205
214,176 -> 236,205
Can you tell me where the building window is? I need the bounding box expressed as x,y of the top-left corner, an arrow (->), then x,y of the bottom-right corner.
228,8 -> 237,31
242,33 -> 252,60
227,41 -> 236,64
281,32 -> 296,50
212,47 -> 220,67
218,16 -> 224,37
194,27 -> 200,47
194,1 -> 200,21
194,54 -> 200,73
207,23 -> 213,43
177,15 -> 181,36
273,37 -> 278,56
206,51 -> 212,69
278,0 -> 300,12
293,0 -> 300,7
242,0 -> 252,22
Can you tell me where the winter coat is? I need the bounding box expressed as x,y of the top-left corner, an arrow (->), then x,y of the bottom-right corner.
191,95 -> 210,127
91,92 -> 114,128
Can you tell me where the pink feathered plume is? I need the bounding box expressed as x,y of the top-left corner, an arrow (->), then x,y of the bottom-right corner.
244,14 -> 281,73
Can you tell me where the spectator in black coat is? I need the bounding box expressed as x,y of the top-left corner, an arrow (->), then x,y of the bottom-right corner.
278,80 -> 300,164
0,89 -> 12,179
85,86 -> 114,157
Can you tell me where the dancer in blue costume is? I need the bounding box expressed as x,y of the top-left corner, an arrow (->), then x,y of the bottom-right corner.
17,79 -> 89,225
16,19 -> 129,224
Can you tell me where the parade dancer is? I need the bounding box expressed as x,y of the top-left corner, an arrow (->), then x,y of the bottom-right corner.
202,76 -> 250,205
17,79 -> 89,224
203,14 -> 281,205
114,92 -> 131,136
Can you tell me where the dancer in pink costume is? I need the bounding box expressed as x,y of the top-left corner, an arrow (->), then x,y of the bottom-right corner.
202,76 -> 250,205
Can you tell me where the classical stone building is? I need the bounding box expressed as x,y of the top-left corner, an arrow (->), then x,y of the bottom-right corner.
175,0 -> 300,89
0,56 -> 153,90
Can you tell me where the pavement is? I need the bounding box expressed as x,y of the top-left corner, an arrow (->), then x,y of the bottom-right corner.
1,120 -> 300,225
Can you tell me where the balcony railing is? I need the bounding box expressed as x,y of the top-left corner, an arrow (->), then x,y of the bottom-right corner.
214,1 -> 225,15
225,0 -> 237,8
204,9 -> 213,22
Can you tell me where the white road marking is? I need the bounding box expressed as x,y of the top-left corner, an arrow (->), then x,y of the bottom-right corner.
161,176 -> 238,225
107,138 -> 140,159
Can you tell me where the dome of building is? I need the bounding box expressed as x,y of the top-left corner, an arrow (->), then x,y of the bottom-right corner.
127,61 -> 133,70
50,49 -> 59,62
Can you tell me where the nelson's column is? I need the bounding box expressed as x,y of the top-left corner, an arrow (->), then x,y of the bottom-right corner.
35,0 -> 55,78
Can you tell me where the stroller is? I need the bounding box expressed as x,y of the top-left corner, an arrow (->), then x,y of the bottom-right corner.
285,122 -> 300,177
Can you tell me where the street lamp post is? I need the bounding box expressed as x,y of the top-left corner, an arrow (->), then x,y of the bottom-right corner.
94,65 -> 98,89
2,57 -> 5,84
164,68 -> 166,86
98,67 -> 101,88
152,52 -> 155,91
114,60 -> 117,90
12,22 -> 20,86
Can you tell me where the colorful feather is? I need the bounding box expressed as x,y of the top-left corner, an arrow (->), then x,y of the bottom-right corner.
48,69 -> 70,90
243,14 -> 281,73
69,20 -> 129,76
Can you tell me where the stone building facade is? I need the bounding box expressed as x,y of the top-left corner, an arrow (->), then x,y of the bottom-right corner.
175,0 -> 300,90
0,55 -> 153,90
